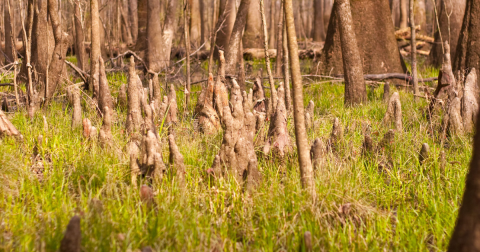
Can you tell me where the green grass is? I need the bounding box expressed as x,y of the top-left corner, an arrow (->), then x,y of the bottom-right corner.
0,68 -> 470,251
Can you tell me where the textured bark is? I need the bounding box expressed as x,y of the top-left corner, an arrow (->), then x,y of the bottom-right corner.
154,0 -> 178,71
317,0 -> 406,79
45,0 -> 69,101
283,19 -> 292,111
126,57 -> 142,134
224,0 -> 251,82
168,133 -> 186,187
74,1 -> 86,71
447,105 -> 480,252
214,51 -> 229,120
59,216 -> 81,252
310,138 -> 326,170
98,57 -> 114,116
135,0 -> 147,51
189,0 -> 202,46
137,130 -> 167,181
383,92 -> 403,132
4,0 -> 15,64
453,0 -> 480,85
129,0 -> 138,42
462,68 -> 478,133
446,97 -> 465,136
390,0 -> 400,27
195,73 -> 220,133
71,86 -> 82,129
400,0 -> 408,28
285,0 -> 316,197
243,0 -> 263,48
260,0 -> 277,110
336,0 -> 366,105
215,0 -> 236,59
120,5 -> 134,46
324,0 -> 334,28
313,0 -> 326,41
90,0 -> 101,92
146,0 -> 163,72
428,0 -> 466,67
210,78 -> 260,187
263,81 -> 291,157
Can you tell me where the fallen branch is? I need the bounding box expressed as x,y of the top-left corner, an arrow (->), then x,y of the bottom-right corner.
65,60 -> 88,83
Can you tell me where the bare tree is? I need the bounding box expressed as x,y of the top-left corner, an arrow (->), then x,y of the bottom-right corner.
284,0 -> 316,198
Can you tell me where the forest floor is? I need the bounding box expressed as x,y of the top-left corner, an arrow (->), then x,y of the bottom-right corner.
0,59 -> 470,251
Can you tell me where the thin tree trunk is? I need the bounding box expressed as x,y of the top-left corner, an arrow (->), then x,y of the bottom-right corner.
284,0 -> 315,197
336,0 -> 366,106
275,1 -> 284,76
185,0 -> 191,108
283,12 -> 292,112
129,0 -> 138,42
135,0 -> 147,51
260,0 -> 277,109
224,0 -> 251,86
147,0 -> 163,72
90,0 -> 101,92
208,0 -> 219,74
74,0 -> 86,71
189,0 -> 202,46
400,0 -> 408,28
410,0 -> 419,97
269,0 -> 276,49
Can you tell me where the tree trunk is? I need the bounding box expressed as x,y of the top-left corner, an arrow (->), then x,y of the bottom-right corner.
90,0 -> 101,92
429,0 -> 466,67
260,0 -> 277,107
189,0 -> 202,46
147,0 -> 163,72
224,0 -> 251,82
284,0 -> 316,198
283,12 -> 292,111
135,0 -> 148,51
337,0 -> 366,105
447,105 -> 480,251
414,0 -> 427,33
185,0 -> 191,108
453,0 -> 480,85
4,0 -> 15,64
324,0 -> 333,29
74,1 -> 86,71
45,0 -> 70,101
410,0 -> 419,96
313,0 -> 326,41
275,1 -> 284,76
129,0 -> 138,42
317,0 -> 406,78
390,0 -> 401,28
243,0 -> 263,48
268,0 -> 276,49
215,0 -> 236,59
400,0 -> 408,28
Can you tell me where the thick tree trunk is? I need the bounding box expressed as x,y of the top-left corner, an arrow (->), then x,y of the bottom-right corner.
243,0 -> 263,48
447,105 -> 480,251
215,0 -> 236,59
129,0 -> 138,42
189,0 -> 202,46
74,1 -> 86,71
147,0 -> 163,72
317,0 -> 406,78
284,0 -> 316,198
324,0 -> 334,31
225,0 -> 251,82
313,0 -> 326,42
4,0 -> 15,64
337,0 -> 366,105
45,0 -> 70,101
429,0 -> 466,67
400,0 -> 408,28
135,0 -> 148,51
453,0 -> 480,85
90,0 -> 101,92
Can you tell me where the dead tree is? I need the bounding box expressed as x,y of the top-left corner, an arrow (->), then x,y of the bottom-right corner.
59,216 -> 81,252
462,68 -> 479,133
211,78 -> 260,187
128,0 -> 138,42
263,82 -> 291,157
383,92 -> 403,132
447,106 -> 480,251
285,0 -> 316,197
336,0 -> 366,105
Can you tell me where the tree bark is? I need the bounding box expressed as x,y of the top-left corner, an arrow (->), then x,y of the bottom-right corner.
146,0 -> 163,72
185,0 -> 191,107
74,1 -> 86,71
215,0 -> 236,59
4,0 -> 15,64
189,0 -> 202,46
336,0 -> 366,105
224,0 -> 251,83
317,0 -> 406,79
313,0 -> 326,41
269,0 -> 276,49
284,0 -> 316,198
400,0 -> 408,28
260,0 -> 277,109
447,103 -> 480,251
429,0 -> 466,67
90,0 -> 101,92
243,0 -> 263,48
283,13 -> 292,111
275,1 -> 284,76
411,0 -> 419,96
135,0 -> 148,51
415,0 -> 427,33
129,0 -> 138,42
324,0 -> 333,29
